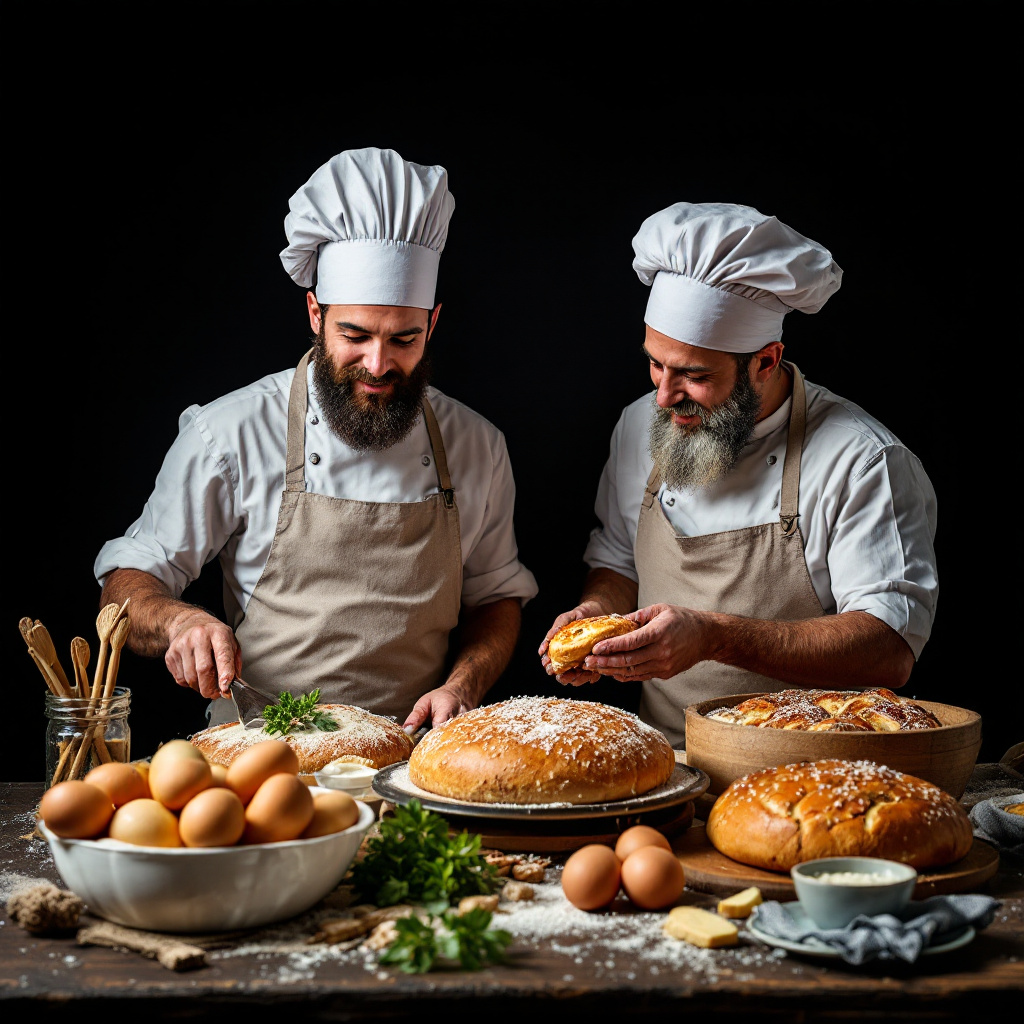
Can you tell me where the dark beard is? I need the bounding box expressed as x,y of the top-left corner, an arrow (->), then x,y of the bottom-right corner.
647,368 -> 761,489
311,335 -> 430,451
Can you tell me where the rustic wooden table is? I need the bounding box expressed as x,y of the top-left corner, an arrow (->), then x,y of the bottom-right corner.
2,767 -> 1022,1023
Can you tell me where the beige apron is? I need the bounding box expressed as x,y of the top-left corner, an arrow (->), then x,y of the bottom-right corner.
635,363 -> 825,747
209,348 -> 463,726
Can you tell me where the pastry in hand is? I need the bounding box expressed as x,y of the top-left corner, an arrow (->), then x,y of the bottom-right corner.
547,614 -> 639,674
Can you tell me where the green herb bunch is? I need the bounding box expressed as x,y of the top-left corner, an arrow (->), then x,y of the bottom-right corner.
379,906 -> 512,974
349,799 -> 511,973
350,799 -> 500,912
261,688 -> 339,735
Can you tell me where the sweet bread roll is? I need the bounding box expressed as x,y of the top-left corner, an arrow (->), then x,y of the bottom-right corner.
547,614 -> 639,674
407,696 -> 676,804
189,704 -> 414,775
705,687 -> 942,733
705,758 -> 973,872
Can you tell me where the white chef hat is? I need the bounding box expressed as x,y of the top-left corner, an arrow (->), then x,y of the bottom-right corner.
632,202 -> 843,353
279,147 -> 455,308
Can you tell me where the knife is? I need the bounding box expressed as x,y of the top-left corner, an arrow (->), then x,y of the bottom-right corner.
229,678 -> 277,729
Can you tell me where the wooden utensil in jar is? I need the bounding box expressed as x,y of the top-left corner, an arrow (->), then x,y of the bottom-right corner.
91,599 -> 130,699
29,622 -> 74,695
71,637 -> 91,695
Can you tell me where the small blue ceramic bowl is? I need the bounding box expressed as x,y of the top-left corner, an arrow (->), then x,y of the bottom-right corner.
791,856 -> 918,929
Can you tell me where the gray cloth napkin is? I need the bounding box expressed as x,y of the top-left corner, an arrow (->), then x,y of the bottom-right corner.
750,894 -> 1000,965
969,792 -> 1024,857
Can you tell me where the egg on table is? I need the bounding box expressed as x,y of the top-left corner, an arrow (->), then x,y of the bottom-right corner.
561,843 -> 623,911
620,844 -> 685,910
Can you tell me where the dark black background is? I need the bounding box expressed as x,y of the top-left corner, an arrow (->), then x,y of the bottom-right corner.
7,17 -> 1017,780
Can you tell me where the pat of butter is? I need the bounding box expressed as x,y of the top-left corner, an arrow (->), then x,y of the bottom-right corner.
717,886 -> 763,919
663,906 -> 739,947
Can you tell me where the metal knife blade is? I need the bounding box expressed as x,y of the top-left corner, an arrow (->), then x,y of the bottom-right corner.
229,678 -> 277,729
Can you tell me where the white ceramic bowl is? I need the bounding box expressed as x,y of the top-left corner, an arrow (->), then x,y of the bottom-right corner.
40,790 -> 375,934
314,761 -> 378,796
791,856 -> 918,930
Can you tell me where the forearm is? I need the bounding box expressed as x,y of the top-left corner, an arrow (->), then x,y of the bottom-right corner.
706,609 -> 916,690
444,597 -> 522,707
578,567 -> 640,615
100,568 -> 221,659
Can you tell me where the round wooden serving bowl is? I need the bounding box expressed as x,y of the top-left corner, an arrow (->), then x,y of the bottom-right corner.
683,694 -> 982,800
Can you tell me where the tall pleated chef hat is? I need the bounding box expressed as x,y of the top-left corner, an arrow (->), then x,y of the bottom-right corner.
279,147 -> 455,308
632,202 -> 843,353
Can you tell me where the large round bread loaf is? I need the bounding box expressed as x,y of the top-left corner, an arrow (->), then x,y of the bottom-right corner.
705,758 -> 973,872
407,696 -> 676,805
189,704 -> 414,774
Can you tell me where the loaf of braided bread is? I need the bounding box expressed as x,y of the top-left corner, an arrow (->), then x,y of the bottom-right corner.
705,758 -> 973,871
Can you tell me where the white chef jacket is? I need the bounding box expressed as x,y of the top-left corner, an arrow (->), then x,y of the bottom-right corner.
94,362 -> 539,627
583,378 -> 938,658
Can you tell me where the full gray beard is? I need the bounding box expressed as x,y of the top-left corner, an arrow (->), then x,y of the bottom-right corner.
647,371 -> 761,489
311,337 -> 430,452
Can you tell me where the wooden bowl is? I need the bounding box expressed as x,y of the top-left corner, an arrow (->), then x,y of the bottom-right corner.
684,694 -> 981,799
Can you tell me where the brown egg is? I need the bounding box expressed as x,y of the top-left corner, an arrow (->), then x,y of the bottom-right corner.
614,824 -> 672,861
561,843 -> 622,911
108,797 -> 182,847
130,760 -> 153,796
209,763 -> 230,788
147,739 -> 213,810
242,772 -> 314,844
620,844 -> 685,910
85,762 -> 149,807
39,780 -> 114,838
301,790 -> 360,838
178,786 -> 246,847
226,740 -> 300,805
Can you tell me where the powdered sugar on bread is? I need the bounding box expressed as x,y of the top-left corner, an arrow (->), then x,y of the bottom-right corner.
189,704 -> 414,774
408,696 -> 676,805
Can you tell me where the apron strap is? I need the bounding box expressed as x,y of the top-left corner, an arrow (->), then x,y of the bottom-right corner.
285,348 -> 314,493
779,362 -> 806,538
421,397 -> 455,508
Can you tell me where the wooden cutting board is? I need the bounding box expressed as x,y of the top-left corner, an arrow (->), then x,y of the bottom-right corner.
671,820 -> 1000,900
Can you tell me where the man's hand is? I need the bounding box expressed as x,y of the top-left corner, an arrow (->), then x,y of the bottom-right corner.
402,686 -> 471,735
165,608 -> 242,700
538,600 -> 608,682
580,603 -> 711,682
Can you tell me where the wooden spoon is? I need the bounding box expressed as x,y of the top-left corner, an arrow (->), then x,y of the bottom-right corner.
102,617 -> 131,700
91,602 -> 123,699
29,623 -> 73,696
70,637 -> 90,695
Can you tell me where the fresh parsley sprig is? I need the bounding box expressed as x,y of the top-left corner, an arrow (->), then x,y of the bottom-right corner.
261,688 -> 339,735
350,799 -> 500,913
378,907 -> 512,974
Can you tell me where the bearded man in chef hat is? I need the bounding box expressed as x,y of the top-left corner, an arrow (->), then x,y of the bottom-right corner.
539,201 -> 939,747
96,147 -> 538,734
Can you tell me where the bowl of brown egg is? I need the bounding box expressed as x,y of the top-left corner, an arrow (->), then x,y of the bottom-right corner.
37,738 -> 374,933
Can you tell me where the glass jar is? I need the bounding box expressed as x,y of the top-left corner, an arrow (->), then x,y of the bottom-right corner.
44,687 -> 131,787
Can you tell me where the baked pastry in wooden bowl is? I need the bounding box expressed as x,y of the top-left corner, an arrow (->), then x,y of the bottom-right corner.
407,696 -> 676,805
705,758 -> 974,872
684,688 -> 981,799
